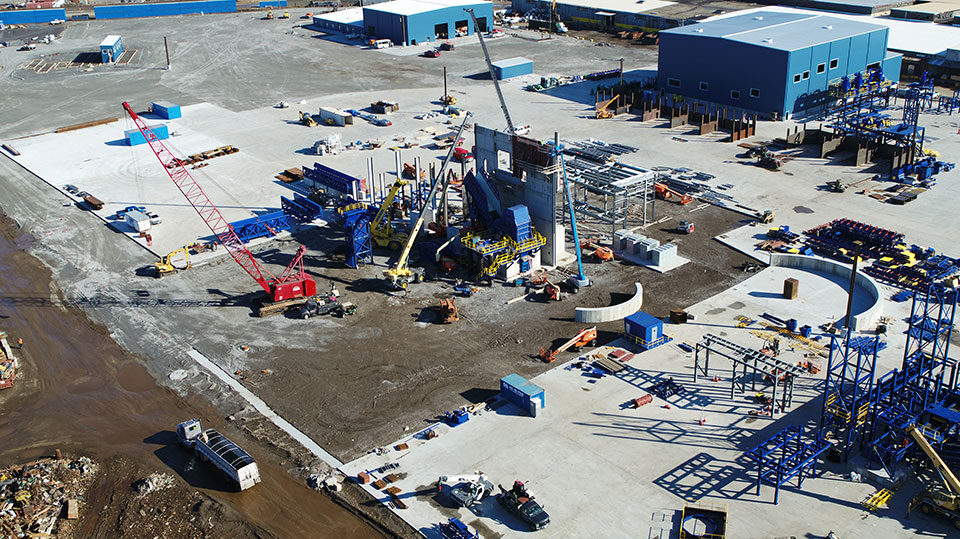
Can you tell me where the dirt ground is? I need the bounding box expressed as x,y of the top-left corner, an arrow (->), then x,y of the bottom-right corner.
0,214 -> 394,538
238,200 -> 755,461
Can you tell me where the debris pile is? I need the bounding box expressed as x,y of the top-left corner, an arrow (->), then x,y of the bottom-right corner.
0,456 -> 98,536
132,472 -> 174,496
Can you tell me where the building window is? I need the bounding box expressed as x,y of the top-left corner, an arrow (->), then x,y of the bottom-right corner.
794,74 -> 801,83
802,70 -> 810,80
867,62 -> 880,70
750,88 -> 760,98
817,63 -> 826,74
667,78 -> 680,88
699,81 -> 709,91
730,90 -> 741,100
830,58 -> 839,69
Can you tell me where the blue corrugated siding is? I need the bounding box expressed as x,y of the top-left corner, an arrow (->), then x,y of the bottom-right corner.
0,8 -> 66,24
659,26 -> 898,117
94,0 -> 236,19
259,0 -> 286,6
364,1 -> 493,45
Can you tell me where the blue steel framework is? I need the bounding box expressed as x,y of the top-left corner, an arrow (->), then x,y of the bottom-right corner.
818,333 -> 878,462
229,194 -> 323,244
746,425 -> 832,505
337,203 -> 374,268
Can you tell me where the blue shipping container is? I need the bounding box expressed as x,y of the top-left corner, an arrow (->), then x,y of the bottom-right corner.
100,35 -> 123,64
500,374 -> 545,417
152,101 -> 182,119
125,124 -> 169,146
0,8 -> 66,25
492,57 -> 533,80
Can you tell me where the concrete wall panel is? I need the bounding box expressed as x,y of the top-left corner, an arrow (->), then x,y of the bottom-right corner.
575,283 -> 643,323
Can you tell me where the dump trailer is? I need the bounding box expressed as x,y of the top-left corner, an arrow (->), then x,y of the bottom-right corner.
177,419 -> 261,491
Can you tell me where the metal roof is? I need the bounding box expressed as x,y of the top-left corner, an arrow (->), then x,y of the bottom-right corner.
492,57 -> 532,69
364,0 -> 486,16
99,35 -> 121,47
314,6 -> 363,24
662,10 -> 886,52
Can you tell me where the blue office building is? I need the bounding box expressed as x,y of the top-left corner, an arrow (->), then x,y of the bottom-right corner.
657,11 -> 902,118
362,0 -> 494,46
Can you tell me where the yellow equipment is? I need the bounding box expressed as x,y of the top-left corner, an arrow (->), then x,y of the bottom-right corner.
280,10 -> 289,18
371,179 -> 410,250
759,209 -> 775,224
299,111 -> 317,127
385,112 -> 471,289
441,94 -> 456,106
266,10 -> 274,19
595,94 -> 620,119
154,247 -> 191,277
905,423 -> 960,529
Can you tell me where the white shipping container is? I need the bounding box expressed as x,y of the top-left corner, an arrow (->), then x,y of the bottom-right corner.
125,210 -> 152,233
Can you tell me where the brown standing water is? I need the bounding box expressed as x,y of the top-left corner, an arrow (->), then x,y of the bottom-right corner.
0,214 -> 377,538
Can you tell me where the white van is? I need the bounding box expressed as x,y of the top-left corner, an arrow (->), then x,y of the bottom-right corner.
372,39 -> 392,49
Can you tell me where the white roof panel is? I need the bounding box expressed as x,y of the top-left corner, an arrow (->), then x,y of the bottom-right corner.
99,35 -> 121,47
707,6 -> 960,55
364,0 -> 486,16
314,7 -> 363,24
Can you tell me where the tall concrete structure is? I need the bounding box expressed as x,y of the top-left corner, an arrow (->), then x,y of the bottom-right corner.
473,125 -> 565,266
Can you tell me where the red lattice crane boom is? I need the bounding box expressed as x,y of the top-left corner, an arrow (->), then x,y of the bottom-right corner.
121,102 -> 315,302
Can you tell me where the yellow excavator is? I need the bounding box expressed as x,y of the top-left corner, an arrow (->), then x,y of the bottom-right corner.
905,423 -> 960,530
299,111 -> 317,127
371,179 -> 410,250
384,112 -> 471,290
154,247 -> 191,277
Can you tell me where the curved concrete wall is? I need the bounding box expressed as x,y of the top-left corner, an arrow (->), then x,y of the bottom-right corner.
768,253 -> 882,331
575,283 -> 643,323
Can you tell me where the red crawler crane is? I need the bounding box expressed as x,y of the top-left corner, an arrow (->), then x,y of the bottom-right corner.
121,102 -> 316,308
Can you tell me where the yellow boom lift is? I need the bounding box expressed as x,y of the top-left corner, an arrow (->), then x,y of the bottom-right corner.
371,179 -> 410,250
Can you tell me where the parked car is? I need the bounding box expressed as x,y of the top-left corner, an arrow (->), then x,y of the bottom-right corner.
63,184 -> 79,194
423,49 -> 441,58
115,205 -> 146,219
439,41 -> 455,51
453,146 -> 473,162
144,210 -> 162,225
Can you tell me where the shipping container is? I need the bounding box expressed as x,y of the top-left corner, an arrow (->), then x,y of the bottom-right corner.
624,311 -> 665,350
491,57 -> 533,80
152,101 -> 181,120
500,374 -> 545,417
319,107 -> 353,126
125,211 -> 152,233
125,124 -> 169,146
100,35 -> 123,64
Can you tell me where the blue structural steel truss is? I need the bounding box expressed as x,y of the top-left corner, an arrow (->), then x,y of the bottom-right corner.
229,194 -> 323,244
746,425 -> 832,505
304,163 -> 362,194
864,285 -> 958,474
819,333 -> 878,462
338,203 -> 375,269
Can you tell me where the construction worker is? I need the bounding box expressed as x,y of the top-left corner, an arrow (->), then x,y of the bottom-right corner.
16,338 -> 22,349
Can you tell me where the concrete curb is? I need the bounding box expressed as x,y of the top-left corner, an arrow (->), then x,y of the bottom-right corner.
574,282 -> 643,323
768,253 -> 882,331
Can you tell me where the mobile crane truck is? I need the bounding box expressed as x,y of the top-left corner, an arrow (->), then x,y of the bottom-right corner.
177,419 -> 261,491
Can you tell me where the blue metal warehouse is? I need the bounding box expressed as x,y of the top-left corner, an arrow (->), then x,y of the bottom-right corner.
657,11 -> 902,118
362,0 -> 494,46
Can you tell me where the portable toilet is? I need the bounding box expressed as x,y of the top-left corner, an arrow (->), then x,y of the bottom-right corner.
624,311 -> 666,350
100,35 -> 123,64
500,374 -> 545,417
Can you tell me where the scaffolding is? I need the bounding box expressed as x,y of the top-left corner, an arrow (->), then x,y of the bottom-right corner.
694,334 -> 805,418
561,159 -> 656,240
745,425 -> 832,505
818,332 -> 878,462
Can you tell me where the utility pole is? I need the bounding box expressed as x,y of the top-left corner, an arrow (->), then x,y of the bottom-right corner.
619,58 -> 623,88
164,37 -> 171,70
443,66 -> 448,111
843,240 -> 863,330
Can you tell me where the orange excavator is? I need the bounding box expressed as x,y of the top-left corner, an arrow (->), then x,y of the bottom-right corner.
654,183 -> 693,205
539,327 -> 598,363
580,238 -> 614,262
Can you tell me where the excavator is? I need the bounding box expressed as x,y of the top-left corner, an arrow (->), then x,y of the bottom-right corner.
905,423 -> 960,530
370,179 -> 410,251
384,112 -> 471,290
654,183 -> 693,205
154,247 -> 191,277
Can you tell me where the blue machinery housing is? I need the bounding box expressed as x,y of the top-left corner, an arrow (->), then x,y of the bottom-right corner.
657,11 -> 902,118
